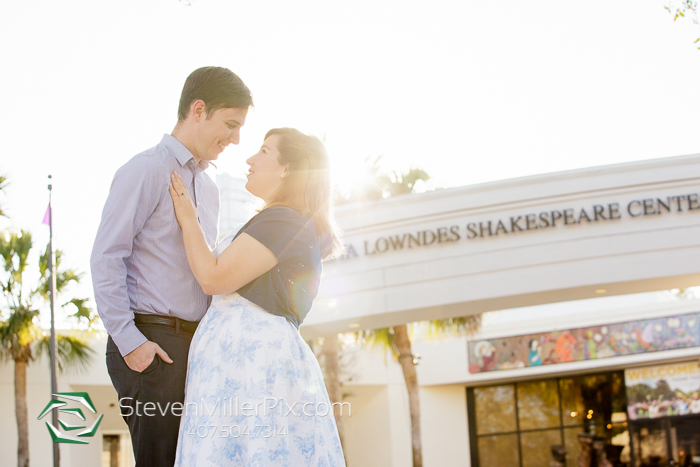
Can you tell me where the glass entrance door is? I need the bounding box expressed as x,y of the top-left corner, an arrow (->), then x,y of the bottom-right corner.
669,416 -> 700,466
630,415 -> 700,467
630,420 -> 668,466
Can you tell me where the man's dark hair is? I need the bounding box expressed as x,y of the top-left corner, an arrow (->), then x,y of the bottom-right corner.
177,67 -> 253,122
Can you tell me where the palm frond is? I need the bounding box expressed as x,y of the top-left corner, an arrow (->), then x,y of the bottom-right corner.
334,156 -> 392,205
0,305 -> 41,361
335,156 -> 431,205
386,168 -> 430,197
35,333 -> 95,373
13,232 -> 33,280
37,247 -> 84,299
62,298 -> 98,328
0,174 -> 7,218
56,269 -> 83,292
357,327 -> 398,358
0,306 -> 40,343
0,231 -> 34,310
420,315 -> 482,340
38,245 -> 49,278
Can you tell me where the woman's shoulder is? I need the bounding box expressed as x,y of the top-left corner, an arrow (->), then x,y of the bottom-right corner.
258,205 -> 303,218
253,206 -> 308,227
246,206 -> 317,240
243,207 -> 319,261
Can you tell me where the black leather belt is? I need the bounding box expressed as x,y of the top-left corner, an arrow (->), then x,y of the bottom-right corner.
133,314 -> 199,334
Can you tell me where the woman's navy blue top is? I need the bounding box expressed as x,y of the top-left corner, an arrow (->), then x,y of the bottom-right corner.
232,206 -> 321,328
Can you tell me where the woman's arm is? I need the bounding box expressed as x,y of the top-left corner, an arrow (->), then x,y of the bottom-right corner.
169,172 -> 278,295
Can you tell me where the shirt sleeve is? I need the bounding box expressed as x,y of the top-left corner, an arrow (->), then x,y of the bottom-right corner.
241,207 -> 312,263
90,155 -> 165,356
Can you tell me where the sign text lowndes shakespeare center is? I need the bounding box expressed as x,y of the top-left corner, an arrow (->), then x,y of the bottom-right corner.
337,192 -> 700,259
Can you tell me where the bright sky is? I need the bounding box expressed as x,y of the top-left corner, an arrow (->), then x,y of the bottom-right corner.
1,0 -> 699,326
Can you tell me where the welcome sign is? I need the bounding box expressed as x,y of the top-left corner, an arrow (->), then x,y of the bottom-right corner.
625,362 -> 700,420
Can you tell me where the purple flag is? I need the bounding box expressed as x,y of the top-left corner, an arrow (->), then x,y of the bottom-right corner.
42,204 -> 50,226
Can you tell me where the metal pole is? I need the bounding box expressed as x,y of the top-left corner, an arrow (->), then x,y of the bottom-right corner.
47,175 -> 60,467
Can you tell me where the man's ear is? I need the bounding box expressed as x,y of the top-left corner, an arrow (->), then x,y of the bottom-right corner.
190,99 -> 207,122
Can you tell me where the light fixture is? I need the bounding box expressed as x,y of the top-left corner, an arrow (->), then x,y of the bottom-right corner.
348,323 -> 360,328
595,288 -> 607,294
570,411 -> 578,417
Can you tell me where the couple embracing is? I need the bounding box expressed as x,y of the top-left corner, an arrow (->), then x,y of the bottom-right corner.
91,67 -> 346,466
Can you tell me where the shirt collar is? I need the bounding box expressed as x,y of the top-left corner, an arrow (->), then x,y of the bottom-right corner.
160,134 -> 213,170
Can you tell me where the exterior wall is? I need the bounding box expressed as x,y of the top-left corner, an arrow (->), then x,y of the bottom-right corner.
302,154 -> 700,338
340,382 -> 469,467
420,385 -> 470,467
338,293 -> 700,467
387,384 -> 413,467
341,385 -> 392,467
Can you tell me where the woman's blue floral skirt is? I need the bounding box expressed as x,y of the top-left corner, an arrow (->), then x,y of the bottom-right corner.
174,293 -> 346,467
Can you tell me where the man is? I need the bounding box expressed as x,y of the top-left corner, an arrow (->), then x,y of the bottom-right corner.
91,66 -> 252,466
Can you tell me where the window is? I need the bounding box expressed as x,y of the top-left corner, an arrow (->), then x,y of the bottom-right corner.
102,433 -> 131,467
468,371 -> 630,467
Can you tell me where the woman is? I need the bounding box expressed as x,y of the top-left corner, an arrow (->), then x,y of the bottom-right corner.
170,128 -> 346,466
527,339 -> 542,366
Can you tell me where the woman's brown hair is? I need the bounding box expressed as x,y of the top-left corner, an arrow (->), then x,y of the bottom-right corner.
264,128 -> 342,260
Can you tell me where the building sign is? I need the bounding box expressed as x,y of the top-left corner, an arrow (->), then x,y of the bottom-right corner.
625,362 -> 700,420
337,191 -> 700,259
467,312 -> 700,374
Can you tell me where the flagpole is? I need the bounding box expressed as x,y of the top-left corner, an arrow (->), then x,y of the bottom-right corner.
47,175 -> 60,467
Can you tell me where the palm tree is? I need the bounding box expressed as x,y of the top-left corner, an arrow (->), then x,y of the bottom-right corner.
0,174 -> 8,218
334,156 -> 430,205
358,318 -> 480,467
333,161 -> 481,467
0,230 -> 95,467
315,335 -> 345,446
37,246 -> 99,329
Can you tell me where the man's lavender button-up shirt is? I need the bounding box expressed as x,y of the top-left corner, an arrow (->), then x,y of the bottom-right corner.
91,134 -> 219,356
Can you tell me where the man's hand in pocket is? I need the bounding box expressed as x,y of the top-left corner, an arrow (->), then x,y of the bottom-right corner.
124,341 -> 173,372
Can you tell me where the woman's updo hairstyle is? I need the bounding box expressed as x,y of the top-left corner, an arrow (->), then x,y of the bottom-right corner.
264,128 -> 342,260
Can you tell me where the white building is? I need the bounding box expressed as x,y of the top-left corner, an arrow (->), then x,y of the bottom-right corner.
305,152 -> 700,467
1,154 -> 699,466
216,173 -> 258,240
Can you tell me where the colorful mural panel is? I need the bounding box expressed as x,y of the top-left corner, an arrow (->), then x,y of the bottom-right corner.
468,312 -> 700,374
